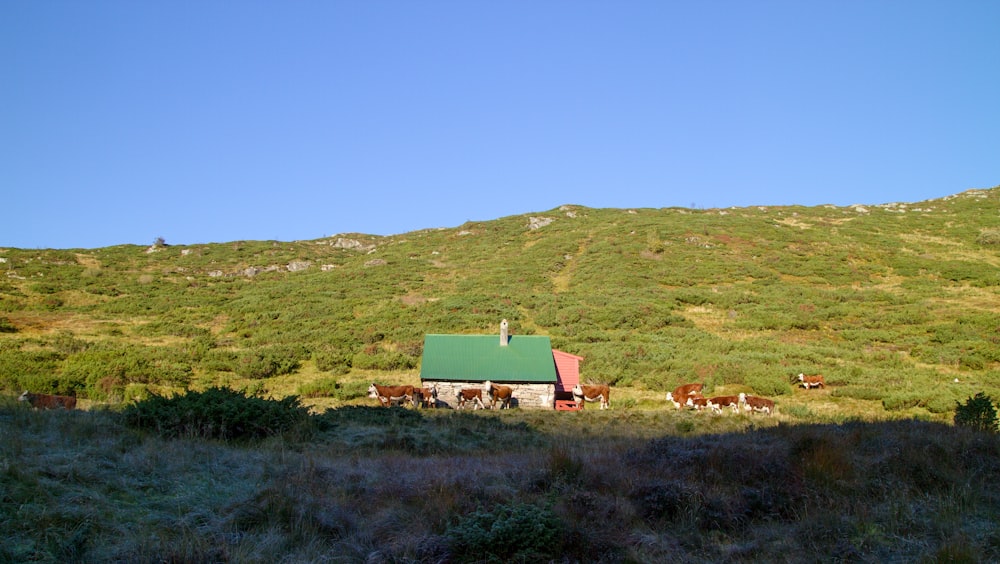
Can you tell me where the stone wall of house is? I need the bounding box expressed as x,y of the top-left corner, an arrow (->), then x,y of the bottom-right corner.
422,381 -> 555,410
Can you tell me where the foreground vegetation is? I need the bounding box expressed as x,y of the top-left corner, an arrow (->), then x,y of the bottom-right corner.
3,393 -> 999,562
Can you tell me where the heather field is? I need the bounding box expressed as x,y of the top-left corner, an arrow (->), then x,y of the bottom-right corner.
3,398 -> 999,562
2,187 -> 1000,561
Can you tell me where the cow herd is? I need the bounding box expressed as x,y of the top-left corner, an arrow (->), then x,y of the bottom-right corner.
366,373 -> 826,413
13,373 -> 825,414
666,383 -> 775,415
366,382 -> 515,410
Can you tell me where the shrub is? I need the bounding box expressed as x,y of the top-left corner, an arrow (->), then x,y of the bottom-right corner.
954,393 -> 998,433
446,502 -> 564,562
744,372 -> 794,397
0,316 -> 15,333
0,349 -> 66,391
123,383 -> 151,402
61,346 -> 193,399
134,320 -> 210,339
312,348 -> 352,375
201,349 -> 239,373
14,373 -> 79,397
235,346 -> 304,379
783,404 -> 813,419
121,387 -> 312,441
926,394 -> 958,414
297,378 -> 368,401
976,229 -> 1000,247
882,393 -> 924,412
831,387 -> 883,401
351,350 -> 416,371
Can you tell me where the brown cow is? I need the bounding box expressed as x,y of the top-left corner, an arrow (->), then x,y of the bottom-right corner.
797,373 -> 825,389
666,383 -> 704,409
572,384 -> 610,410
456,388 -> 486,410
412,385 -> 438,408
686,395 -> 710,411
484,381 -> 513,410
18,391 -> 76,410
739,393 -> 774,415
706,395 -> 741,414
368,383 -> 414,407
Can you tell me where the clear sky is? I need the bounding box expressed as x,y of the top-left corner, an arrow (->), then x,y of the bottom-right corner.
2,1 -> 998,249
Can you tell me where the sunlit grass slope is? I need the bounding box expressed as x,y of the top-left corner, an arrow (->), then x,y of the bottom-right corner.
1,187 -> 999,420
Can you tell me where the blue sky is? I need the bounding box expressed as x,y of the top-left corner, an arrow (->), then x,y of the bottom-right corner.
3,1 -> 998,249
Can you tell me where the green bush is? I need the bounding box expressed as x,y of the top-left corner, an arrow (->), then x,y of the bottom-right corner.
976,229 -> 1000,246
13,373 -> 79,397
926,394 -> 958,415
783,404 -> 814,419
123,383 -> 151,402
351,350 -> 416,371
0,348 -> 66,391
882,393 -> 925,412
121,386 -> 312,441
744,372 -> 794,397
134,319 -> 210,339
61,346 -> 192,400
201,349 -> 239,373
954,393 -> 998,433
312,348 -> 352,375
0,317 -> 15,333
235,345 -> 305,379
446,502 -> 564,562
831,387 -> 883,401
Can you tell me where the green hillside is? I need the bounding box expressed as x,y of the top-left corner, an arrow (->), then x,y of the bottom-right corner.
4,187 -> 1000,562
2,187 -> 999,418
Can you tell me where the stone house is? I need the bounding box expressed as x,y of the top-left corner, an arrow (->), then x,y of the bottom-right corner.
420,320 -> 583,409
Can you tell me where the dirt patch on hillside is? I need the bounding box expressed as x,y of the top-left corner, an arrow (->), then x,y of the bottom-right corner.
5,312 -> 103,335
776,218 -> 812,229
683,305 -> 755,341
399,294 -> 438,306
74,253 -> 101,269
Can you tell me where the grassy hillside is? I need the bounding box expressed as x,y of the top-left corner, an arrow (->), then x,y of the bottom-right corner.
2,187 -> 999,418
3,187 -> 1000,562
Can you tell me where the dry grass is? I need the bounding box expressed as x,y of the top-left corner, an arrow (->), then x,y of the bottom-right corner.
5,396 -> 999,562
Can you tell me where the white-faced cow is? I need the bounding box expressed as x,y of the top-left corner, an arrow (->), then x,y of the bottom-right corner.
706,395 -> 741,414
368,383 -> 414,407
572,384 -> 610,410
685,395 -> 710,411
18,391 -> 76,410
666,383 -> 704,409
412,385 -> 438,408
797,373 -> 826,389
456,388 -> 486,410
483,381 -> 513,410
739,393 -> 774,415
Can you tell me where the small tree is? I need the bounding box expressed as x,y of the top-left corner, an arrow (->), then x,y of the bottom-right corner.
954,392 -> 998,433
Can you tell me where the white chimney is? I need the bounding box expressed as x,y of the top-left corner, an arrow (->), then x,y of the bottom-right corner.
500,319 -> 509,346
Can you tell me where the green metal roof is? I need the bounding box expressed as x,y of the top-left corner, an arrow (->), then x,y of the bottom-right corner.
420,334 -> 557,383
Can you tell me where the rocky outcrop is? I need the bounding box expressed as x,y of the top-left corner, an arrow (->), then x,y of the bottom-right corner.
207,261 -> 312,278
528,217 -> 554,230
331,237 -> 376,252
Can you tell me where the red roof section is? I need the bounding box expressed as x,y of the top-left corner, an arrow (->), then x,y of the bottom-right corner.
552,349 -> 584,392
